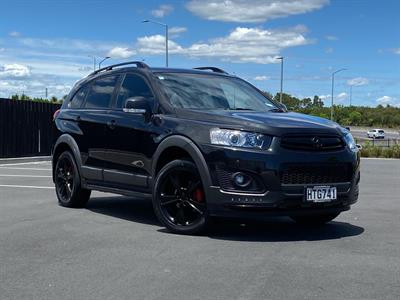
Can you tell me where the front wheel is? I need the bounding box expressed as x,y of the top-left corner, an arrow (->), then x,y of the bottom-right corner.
152,160 -> 208,235
290,213 -> 340,225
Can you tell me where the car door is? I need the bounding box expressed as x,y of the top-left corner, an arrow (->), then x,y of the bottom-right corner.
102,72 -> 160,191
78,74 -> 120,182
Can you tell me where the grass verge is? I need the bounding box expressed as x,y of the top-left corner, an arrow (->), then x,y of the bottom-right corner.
360,143 -> 400,158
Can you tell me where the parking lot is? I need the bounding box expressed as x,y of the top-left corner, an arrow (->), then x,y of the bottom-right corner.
1,159 -> 399,299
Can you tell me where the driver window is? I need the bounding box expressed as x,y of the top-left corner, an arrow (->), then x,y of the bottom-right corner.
116,73 -> 154,109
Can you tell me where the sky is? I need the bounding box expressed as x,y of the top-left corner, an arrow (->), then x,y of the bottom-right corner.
0,0 -> 399,107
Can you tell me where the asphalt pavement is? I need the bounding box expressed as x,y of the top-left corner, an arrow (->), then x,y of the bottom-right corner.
1,159 -> 400,299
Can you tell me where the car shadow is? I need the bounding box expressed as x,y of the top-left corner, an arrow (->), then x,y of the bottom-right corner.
86,196 -> 364,242
86,195 -> 159,226
205,218 -> 364,242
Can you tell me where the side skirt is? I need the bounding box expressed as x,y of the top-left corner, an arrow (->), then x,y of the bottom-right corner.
86,183 -> 152,199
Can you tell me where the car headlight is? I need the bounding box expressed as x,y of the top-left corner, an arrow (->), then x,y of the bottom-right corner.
341,128 -> 358,151
210,128 -> 272,149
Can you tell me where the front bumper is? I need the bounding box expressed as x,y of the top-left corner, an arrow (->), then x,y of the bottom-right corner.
200,142 -> 360,218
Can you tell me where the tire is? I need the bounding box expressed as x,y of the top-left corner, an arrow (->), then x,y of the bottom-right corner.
54,151 -> 91,208
152,159 -> 208,235
290,213 -> 340,225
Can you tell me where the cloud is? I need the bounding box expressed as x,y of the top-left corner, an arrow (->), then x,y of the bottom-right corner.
390,48 -> 400,55
169,27 -> 187,38
17,37 -> 124,53
376,96 -> 393,105
325,47 -> 333,54
347,77 -> 369,86
0,64 -> 31,79
325,35 -> 338,41
337,92 -> 348,102
137,25 -> 312,64
151,4 -> 173,18
9,31 -> 20,37
107,47 -> 135,59
319,94 -> 331,101
186,0 -> 329,23
253,75 -> 270,81
137,35 -> 184,55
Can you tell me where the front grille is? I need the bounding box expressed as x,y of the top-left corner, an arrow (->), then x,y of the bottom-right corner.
281,163 -> 352,185
281,135 -> 344,151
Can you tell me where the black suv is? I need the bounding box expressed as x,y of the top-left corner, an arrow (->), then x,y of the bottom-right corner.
52,61 -> 360,234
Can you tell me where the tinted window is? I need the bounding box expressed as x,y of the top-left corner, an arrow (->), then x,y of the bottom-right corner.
68,86 -> 88,109
84,75 -> 118,109
116,74 -> 153,109
156,73 -> 277,111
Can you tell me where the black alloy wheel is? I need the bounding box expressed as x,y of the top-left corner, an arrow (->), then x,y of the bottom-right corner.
55,151 -> 91,208
153,160 -> 208,234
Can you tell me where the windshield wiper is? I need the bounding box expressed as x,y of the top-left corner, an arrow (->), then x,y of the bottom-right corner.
268,108 -> 285,112
230,108 -> 254,111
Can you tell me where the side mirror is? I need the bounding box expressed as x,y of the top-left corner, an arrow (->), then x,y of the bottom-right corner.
123,97 -> 151,115
276,102 -> 287,111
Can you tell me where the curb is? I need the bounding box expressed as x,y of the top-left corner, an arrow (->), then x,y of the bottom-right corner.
0,156 -> 51,165
361,157 -> 400,161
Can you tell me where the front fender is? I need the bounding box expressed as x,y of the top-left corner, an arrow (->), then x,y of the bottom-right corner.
151,135 -> 212,190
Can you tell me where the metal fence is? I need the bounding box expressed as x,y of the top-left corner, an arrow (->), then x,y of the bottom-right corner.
0,98 -> 61,158
357,138 -> 400,147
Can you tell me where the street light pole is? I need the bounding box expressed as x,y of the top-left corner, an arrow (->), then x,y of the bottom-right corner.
330,68 -> 347,121
99,56 -> 111,69
88,55 -> 96,71
349,85 -> 353,106
142,19 -> 169,67
277,56 -> 284,103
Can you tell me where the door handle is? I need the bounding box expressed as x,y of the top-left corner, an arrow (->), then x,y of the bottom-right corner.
107,120 -> 116,130
75,116 -> 81,122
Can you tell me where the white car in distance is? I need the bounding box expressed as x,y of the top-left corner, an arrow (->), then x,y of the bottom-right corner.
367,129 -> 385,139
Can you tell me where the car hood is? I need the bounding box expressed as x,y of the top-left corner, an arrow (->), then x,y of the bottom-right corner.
176,109 -> 343,136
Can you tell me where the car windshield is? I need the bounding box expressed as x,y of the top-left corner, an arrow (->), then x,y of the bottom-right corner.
155,72 -> 277,111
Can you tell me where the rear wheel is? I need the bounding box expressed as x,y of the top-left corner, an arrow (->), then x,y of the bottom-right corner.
152,160 -> 208,235
55,151 -> 91,208
290,213 -> 340,225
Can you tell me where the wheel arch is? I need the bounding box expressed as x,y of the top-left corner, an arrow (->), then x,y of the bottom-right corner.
52,134 -> 83,183
151,135 -> 212,190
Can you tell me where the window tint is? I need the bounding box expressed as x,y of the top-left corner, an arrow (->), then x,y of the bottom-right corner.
156,73 -> 277,111
84,75 -> 118,109
116,74 -> 153,109
68,86 -> 88,109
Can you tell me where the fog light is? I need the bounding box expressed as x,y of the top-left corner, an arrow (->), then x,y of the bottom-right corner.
232,172 -> 251,188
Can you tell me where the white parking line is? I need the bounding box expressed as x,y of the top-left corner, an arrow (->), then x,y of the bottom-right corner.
0,184 -> 54,189
0,161 -> 50,166
0,174 -> 52,178
0,167 -> 51,171
361,157 -> 400,161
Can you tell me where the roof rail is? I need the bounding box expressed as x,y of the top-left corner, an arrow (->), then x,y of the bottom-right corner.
88,61 -> 150,77
193,67 -> 228,74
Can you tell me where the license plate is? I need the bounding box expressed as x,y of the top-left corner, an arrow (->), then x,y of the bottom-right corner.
306,186 -> 337,202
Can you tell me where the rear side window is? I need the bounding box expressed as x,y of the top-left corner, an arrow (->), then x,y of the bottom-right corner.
84,75 -> 118,109
116,73 -> 153,109
68,86 -> 88,109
